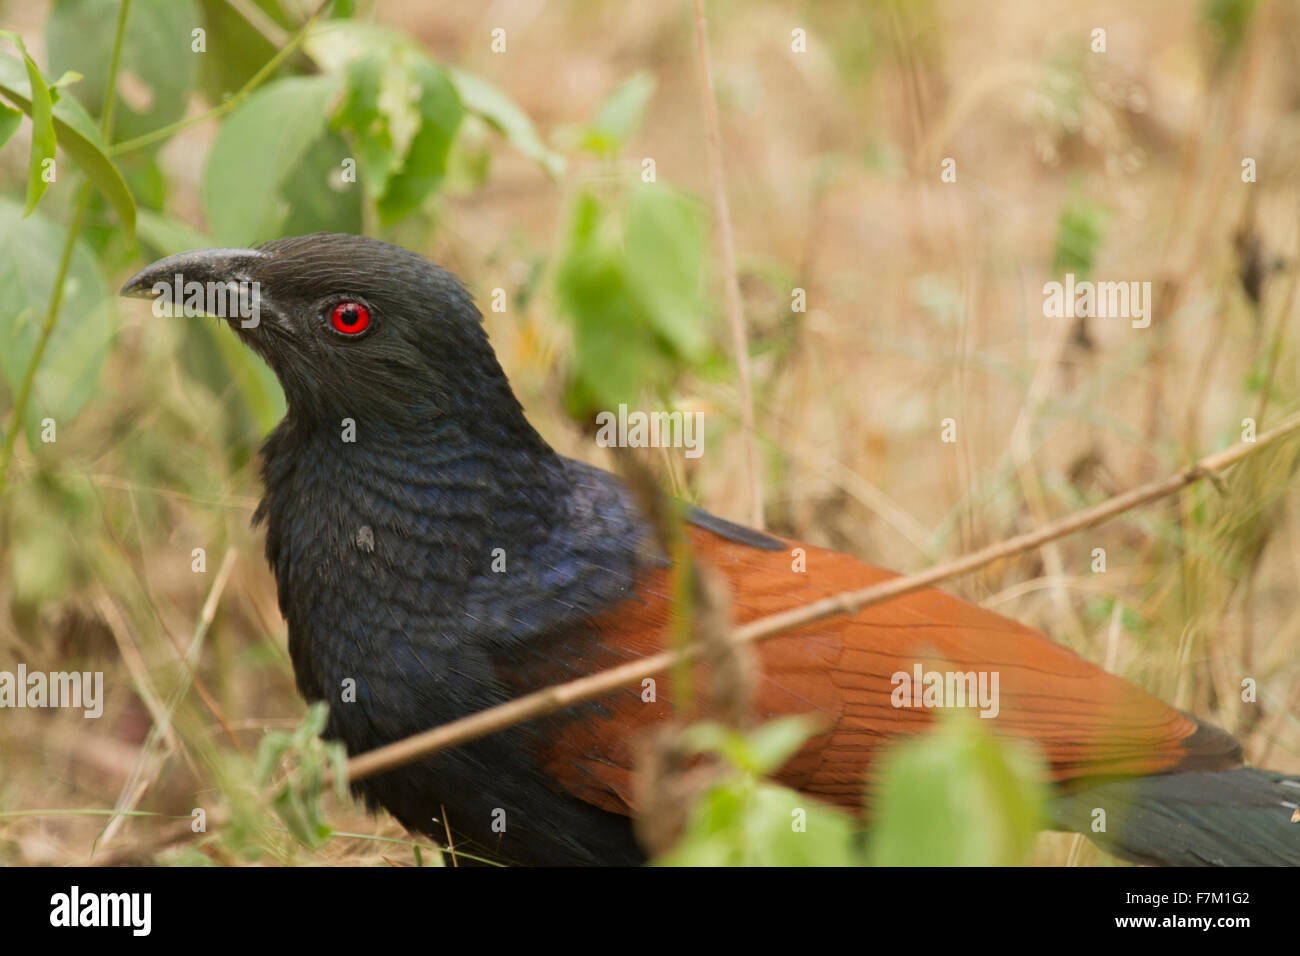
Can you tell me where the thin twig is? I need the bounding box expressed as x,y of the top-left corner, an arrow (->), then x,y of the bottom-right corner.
690,0 -> 763,528
344,408 -> 1300,784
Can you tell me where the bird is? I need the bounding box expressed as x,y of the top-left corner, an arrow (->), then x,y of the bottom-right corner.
122,232 -> 1300,866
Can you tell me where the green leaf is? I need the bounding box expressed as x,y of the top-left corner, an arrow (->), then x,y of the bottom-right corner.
374,58 -> 462,225
867,712 -> 1048,866
0,197 -> 115,449
195,0 -> 284,103
0,33 -> 56,216
49,70 -> 82,91
448,66 -> 565,178
662,716 -> 856,866
1052,190 -> 1108,277
742,716 -> 820,776
280,129 -> 363,236
201,74 -> 341,246
658,778 -> 859,866
309,23 -> 464,219
254,731 -> 292,786
0,100 -> 20,149
0,51 -> 138,239
626,187 -> 710,359
581,71 -> 655,157
555,187 -> 713,413
333,51 -> 420,202
683,717 -> 818,777
299,701 -> 329,741
47,0 -> 200,146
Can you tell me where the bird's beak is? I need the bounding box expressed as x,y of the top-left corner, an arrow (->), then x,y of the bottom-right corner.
120,247 -> 272,332
120,247 -> 268,299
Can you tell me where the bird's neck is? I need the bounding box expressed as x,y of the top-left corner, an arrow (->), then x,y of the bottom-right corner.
256,403 -> 647,632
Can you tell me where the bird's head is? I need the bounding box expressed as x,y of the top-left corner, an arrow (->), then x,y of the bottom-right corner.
121,233 -> 526,432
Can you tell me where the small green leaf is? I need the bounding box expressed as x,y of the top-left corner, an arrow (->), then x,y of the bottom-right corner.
0,101 -> 20,148
0,33 -> 56,216
300,701 -> 329,741
448,66 -> 565,178
743,716 -> 820,776
49,70 -> 82,90
1052,190 -> 1108,277
0,51 -> 138,239
581,71 -> 656,157
254,731 -> 292,786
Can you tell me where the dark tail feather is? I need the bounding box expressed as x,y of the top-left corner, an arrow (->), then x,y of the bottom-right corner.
1052,767 -> 1300,866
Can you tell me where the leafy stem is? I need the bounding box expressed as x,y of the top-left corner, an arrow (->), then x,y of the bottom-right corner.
106,0 -> 333,157
0,0 -> 131,495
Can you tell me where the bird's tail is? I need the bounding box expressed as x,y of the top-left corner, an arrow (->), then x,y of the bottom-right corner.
1052,767 -> 1300,866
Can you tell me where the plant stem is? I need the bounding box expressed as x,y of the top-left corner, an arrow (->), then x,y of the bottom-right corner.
99,0 -> 131,138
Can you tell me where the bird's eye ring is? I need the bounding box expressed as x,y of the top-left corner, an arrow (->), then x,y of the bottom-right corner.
330,301 -> 371,336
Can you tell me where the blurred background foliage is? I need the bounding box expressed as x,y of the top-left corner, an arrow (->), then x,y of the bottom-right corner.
0,0 -> 1298,866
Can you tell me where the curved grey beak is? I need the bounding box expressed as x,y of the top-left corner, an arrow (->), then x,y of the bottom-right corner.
120,247 -> 271,330
119,247 -> 268,299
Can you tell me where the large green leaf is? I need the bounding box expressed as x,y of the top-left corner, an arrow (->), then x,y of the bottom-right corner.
0,197 -> 115,449
0,51 -> 137,239
46,0 -> 199,146
280,129 -> 363,237
201,74 -> 341,246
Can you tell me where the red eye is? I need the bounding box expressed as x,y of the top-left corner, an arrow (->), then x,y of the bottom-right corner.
330,301 -> 370,335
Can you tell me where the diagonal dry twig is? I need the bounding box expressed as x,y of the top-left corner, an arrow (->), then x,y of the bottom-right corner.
343,408 -> 1300,784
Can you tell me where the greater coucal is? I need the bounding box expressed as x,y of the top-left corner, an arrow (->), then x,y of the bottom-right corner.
122,233 -> 1300,866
